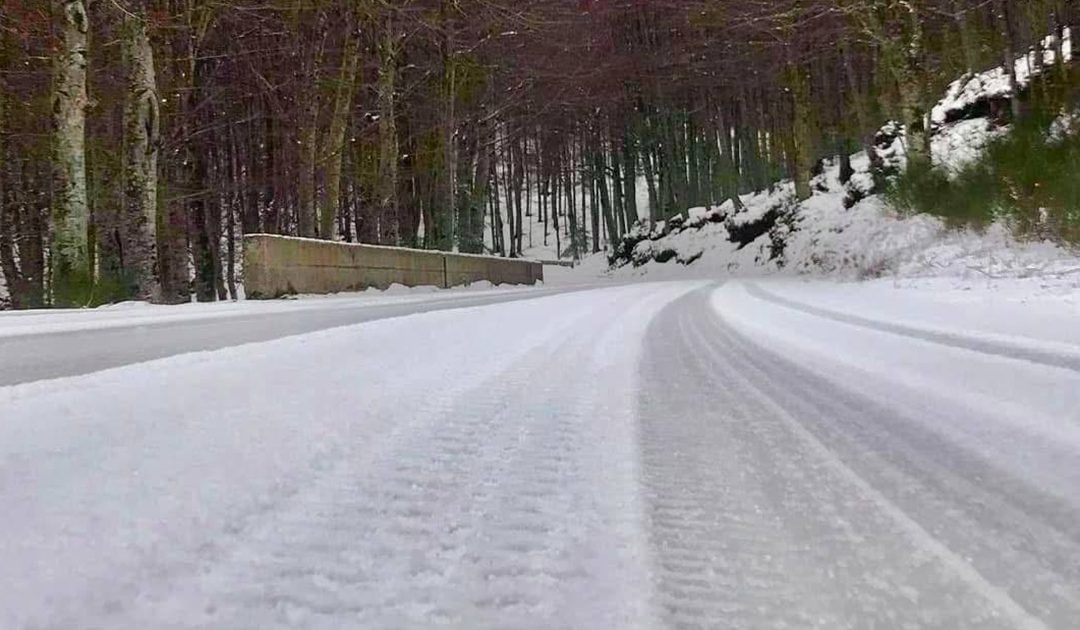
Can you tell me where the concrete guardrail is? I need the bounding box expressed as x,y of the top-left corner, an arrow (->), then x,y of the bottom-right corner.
538,259 -> 576,268
243,234 -> 544,299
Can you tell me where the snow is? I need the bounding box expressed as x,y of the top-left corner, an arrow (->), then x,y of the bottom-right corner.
932,28 -> 1072,125
4,24 -> 1080,625
0,283 -> 698,628
596,150 -> 1080,288
711,279 -> 1080,506
739,277 -> 1080,361
0,281 -> 542,339
931,117 -> 1005,173
5,276 -> 1080,626
646,284 -> 1080,628
1048,110 -> 1080,143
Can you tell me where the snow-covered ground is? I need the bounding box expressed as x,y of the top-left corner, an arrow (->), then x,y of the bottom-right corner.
4,279 -> 1080,628
0,283 -> 691,629
644,283 -> 1080,629
747,277 -> 1080,350
0,281 -> 543,339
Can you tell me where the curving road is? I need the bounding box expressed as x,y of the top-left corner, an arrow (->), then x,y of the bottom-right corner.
641,286 -> 1080,629
0,286 -> 583,386
1,281 -> 1078,629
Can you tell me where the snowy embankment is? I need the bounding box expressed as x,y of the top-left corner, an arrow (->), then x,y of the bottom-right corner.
596,127 -> 1079,288
586,28 -> 1078,291
593,166 -> 1080,289
746,277 -> 1080,350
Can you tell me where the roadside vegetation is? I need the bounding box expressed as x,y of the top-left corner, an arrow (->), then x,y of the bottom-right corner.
888,71 -> 1080,244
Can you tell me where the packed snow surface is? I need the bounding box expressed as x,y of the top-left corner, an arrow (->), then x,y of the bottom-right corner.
0,281 -> 541,339
4,279 -> 1080,628
1,284 -> 686,629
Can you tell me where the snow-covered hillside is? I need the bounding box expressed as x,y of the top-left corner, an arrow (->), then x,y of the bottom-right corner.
562,28 -> 1079,292
592,149 -> 1079,286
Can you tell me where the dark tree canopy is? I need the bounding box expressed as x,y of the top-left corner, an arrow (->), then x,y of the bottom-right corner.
0,0 -> 1075,307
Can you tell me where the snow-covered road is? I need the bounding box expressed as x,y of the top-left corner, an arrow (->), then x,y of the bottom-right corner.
2,281 -> 1078,629
0,286 -> 575,386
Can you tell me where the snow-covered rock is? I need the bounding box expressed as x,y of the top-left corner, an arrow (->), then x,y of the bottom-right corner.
932,29 -> 1072,126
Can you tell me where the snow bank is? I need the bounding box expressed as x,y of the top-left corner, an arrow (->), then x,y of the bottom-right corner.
931,118 -> 1006,174
0,282 -> 541,339
749,277 -> 1080,351
598,149 -> 1080,288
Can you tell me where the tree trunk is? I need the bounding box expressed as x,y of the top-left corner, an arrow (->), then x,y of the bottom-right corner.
622,134 -> 638,228
295,10 -> 325,239
552,152 -> 561,258
564,146 -> 578,259
512,135 -> 525,256
189,117 -> 216,303
0,47 -> 17,307
297,106 -> 318,238
641,140 -> 659,225
502,145 -> 514,256
839,147 -> 854,185
900,5 -> 931,165
0,79 -> 19,307
320,19 -> 359,241
595,151 -> 616,249
953,0 -> 979,74
790,66 -> 814,202
376,14 -> 399,245
995,0 -> 1023,120
841,36 -> 882,172
437,0 -> 457,252
588,149 -> 600,253
51,0 -> 91,306
227,127 -> 240,299
611,149 -> 625,236
471,142 -> 491,255
120,2 -> 160,300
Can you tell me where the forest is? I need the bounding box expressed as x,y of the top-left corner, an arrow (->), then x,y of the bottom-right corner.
0,0 -> 1076,308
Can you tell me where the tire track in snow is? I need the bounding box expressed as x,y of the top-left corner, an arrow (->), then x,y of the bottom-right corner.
112,284 -> 691,629
638,287 -> 1063,629
710,290 -> 1080,625
743,281 -> 1080,374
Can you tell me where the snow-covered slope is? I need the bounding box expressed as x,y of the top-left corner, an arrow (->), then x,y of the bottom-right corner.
593,149 -> 1079,287
577,28 -> 1079,291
